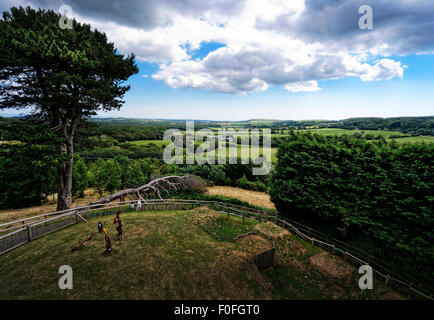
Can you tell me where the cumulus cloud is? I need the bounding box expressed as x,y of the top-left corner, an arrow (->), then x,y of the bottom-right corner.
153,48 -> 405,94
360,59 -> 404,81
256,0 -> 434,56
8,0 -> 246,30
284,81 -> 321,93
2,0 -> 432,94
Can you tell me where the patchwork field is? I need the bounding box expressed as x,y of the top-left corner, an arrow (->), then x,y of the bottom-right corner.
127,128 -> 433,152
206,186 -> 276,210
0,207 -> 403,300
129,140 -> 171,147
295,128 -> 434,143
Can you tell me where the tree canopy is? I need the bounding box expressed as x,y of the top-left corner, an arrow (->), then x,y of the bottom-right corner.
0,6 -> 138,209
270,131 -> 434,286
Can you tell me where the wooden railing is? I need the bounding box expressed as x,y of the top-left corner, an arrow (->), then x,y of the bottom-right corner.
0,199 -> 431,300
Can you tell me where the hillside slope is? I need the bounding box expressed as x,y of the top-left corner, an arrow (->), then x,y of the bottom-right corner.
0,207 -> 402,299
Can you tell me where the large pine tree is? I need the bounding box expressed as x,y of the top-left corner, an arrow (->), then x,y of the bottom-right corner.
0,6 -> 138,210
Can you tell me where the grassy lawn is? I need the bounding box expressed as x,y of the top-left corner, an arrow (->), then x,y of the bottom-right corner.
0,207 -> 402,300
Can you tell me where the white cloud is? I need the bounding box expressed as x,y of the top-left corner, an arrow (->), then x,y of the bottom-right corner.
360,59 -> 404,81
152,47 -> 404,94
284,81 -> 321,93
10,0 -> 430,94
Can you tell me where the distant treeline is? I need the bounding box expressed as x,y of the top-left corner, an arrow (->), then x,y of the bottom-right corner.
78,122 -> 178,142
3,116 -> 433,144
326,117 -> 434,136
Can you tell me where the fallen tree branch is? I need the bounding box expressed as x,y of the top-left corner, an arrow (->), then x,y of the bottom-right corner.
89,175 -> 207,206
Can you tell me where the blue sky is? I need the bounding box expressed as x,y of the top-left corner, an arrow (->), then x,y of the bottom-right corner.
1,0 -> 433,120
100,53 -> 434,120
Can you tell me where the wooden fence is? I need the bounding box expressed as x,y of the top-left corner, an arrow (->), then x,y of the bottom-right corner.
0,199 -> 431,300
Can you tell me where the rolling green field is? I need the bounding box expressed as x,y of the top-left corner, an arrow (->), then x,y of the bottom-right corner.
0,207 -> 401,299
202,145 -> 277,163
390,136 -> 434,143
129,139 -> 170,147
272,128 -> 434,143
129,140 -> 278,163
129,128 -> 433,150
300,128 -> 408,138
126,127 -> 432,166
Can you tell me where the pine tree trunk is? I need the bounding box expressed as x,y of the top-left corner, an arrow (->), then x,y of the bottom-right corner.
57,137 -> 74,211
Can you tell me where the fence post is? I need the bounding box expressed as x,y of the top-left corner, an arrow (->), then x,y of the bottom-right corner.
243,211 -> 245,223
407,283 -> 412,298
385,275 -> 390,286
27,225 -> 33,242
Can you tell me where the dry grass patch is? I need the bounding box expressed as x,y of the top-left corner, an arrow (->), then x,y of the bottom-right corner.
206,186 -> 275,210
237,234 -> 273,255
255,222 -> 290,240
309,252 -> 355,282
188,207 -> 221,227
0,189 -> 112,224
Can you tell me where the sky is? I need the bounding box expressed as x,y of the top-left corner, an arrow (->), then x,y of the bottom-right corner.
1,0 -> 433,120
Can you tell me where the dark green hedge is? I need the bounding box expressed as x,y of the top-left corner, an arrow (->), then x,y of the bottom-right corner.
270,131 -> 433,285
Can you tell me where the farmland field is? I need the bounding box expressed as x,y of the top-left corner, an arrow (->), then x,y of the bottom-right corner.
390,136 -> 434,143
128,129 -> 433,151
206,186 -> 276,209
270,128 -> 433,143
128,140 -> 278,163
300,128 -> 408,138
129,140 -> 170,147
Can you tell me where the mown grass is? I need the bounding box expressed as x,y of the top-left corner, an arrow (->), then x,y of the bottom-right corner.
200,214 -> 257,242
0,208 -> 265,299
0,208 -> 404,300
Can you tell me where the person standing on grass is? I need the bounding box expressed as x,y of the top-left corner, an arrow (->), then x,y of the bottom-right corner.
98,221 -> 112,255
113,210 -> 123,239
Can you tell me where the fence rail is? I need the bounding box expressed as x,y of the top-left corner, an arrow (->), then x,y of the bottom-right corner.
0,199 -> 431,300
